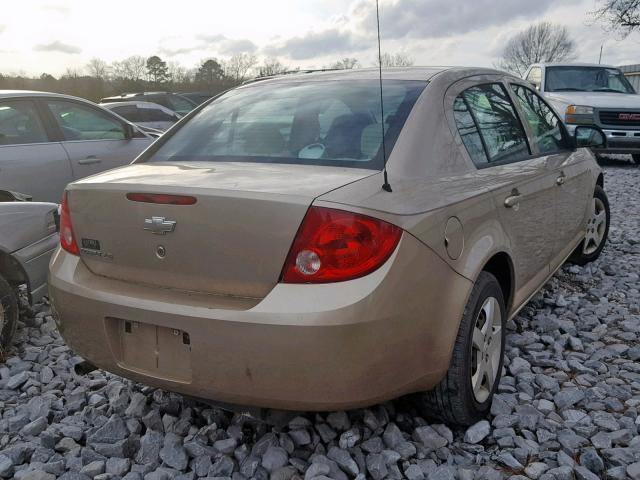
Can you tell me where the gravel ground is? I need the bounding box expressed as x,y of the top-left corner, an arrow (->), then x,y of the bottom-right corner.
0,161 -> 639,480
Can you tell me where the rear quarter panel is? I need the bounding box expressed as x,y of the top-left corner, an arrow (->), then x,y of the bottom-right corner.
317,71 -> 517,311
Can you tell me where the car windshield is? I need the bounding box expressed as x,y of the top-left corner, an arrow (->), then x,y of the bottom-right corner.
147,80 -> 427,170
545,66 -> 635,93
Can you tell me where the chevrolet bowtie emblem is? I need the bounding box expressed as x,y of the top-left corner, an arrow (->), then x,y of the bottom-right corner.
144,216 -> 177,235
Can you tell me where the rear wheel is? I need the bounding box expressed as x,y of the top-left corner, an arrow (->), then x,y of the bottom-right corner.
0,274 -> 18,356
632,154 -> 640,165
570,185 -> 610,265
421,272 -> 506,426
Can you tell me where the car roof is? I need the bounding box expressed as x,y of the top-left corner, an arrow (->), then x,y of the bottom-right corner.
101,100 -> 168,108
531,62 -> 617,69
0,90 -> 96,101
241,66 -> 512,87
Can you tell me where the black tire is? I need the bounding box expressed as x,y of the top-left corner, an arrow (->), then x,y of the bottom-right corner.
632,154 -> 640,165
421,271 -> 506,426
570,185 -> 610,266
0,274 -> 18,355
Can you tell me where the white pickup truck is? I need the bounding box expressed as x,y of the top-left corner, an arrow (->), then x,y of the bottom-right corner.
523,62 -> 640,164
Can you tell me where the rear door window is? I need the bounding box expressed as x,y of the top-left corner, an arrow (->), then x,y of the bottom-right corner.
0,100 -> 48,145
454,83 -> 530,166
511,84 -> 569,154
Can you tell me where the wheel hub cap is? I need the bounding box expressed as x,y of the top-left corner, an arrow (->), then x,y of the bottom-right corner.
471,296 -> 502,403
583,197 -> 606,255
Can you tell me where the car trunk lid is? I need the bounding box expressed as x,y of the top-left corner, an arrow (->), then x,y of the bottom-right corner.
67,162 -> 374,298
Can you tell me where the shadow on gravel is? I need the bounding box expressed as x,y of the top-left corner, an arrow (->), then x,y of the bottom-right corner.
596,154 -> 639,168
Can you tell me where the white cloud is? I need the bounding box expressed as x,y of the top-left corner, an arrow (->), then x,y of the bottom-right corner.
34,40 -> 81,54
0,0 -> 639,76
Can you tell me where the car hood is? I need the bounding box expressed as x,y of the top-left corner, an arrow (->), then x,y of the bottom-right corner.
545,91 -> 640,109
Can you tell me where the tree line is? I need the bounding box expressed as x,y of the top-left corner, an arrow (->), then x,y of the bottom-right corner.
0,52 -> 414,103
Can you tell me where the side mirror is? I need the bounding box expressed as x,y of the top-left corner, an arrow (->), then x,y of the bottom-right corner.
124,123 -> 135,140
574,126 -> 607,149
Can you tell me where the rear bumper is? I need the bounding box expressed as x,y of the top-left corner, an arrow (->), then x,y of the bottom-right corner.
48,233 -> 471,411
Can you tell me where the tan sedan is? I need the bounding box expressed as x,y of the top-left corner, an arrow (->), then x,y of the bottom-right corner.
49,67 -> 610,425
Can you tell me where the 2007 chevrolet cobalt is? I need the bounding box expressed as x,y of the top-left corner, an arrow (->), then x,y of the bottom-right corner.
49,67 -> 610,425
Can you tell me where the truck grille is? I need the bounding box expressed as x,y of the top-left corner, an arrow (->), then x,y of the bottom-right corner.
599,111 -> 640,127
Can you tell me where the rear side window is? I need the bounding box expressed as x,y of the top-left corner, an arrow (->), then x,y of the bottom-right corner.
111,105 -> 143,123
0,100 -> 48,146
454,83 -> 530,166
148,80 -> 427,170
511,84 -> 568,154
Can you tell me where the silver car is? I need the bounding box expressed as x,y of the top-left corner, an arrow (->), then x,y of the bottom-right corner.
0,91 -> 154,203
0,190 -> 59,351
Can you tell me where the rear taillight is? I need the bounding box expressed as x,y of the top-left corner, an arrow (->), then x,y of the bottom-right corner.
281,207 -> 402,283
60,191 -> 79,255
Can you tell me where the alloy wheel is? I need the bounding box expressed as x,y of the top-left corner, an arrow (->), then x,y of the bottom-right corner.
471,296 -> 502,403
583,197 -> 607,255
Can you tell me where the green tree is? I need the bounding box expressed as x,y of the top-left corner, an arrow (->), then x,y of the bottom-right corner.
196,58 -> 225,88
146,56 -> 169,84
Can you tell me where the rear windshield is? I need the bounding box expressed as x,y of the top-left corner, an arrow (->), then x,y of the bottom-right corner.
545,66 -> 635,94
147,80 -> 427,169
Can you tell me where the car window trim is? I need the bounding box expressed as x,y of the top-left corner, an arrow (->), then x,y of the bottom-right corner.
507,81 -> 573,157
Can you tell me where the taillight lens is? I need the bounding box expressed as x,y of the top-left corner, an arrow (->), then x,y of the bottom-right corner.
60,191 -> 79,255
281,207 -> 402,283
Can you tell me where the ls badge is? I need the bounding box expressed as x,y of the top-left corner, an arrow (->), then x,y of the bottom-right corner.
80,238 -> 114,261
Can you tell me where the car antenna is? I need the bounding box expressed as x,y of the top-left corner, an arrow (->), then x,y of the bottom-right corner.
376,0 -> 392,192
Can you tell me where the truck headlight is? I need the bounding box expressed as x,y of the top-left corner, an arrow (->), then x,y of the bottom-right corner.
566,105 -> 595,124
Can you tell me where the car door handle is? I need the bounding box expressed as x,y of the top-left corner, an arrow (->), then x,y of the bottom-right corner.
78,156 -> 102,165
556,174 -> 566,186
504,194 -> 522,209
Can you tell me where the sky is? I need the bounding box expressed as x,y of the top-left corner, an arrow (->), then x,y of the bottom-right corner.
1,0 -> 639,77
